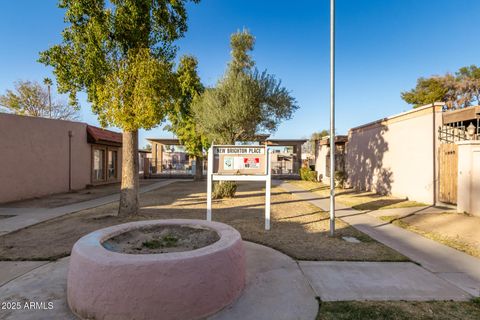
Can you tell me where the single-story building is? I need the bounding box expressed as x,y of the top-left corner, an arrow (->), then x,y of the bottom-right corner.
266,139 -> 307,176
146,137 -> 307,177
345,103 -> 444,204
314,135 -> 348,183
146,138 -> 196,175
87,125 -> 123,185
314,102 -> 479,215
0,113 -> 147,204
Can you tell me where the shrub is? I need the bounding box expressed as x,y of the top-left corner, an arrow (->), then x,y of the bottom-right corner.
212,181 -> 237,199
334,171 -> 347,188
300,167 -> 317,182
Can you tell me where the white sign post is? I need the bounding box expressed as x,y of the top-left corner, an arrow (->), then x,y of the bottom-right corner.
206,145 -> 272,230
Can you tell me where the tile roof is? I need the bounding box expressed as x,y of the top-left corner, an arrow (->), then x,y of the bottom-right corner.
87,125 -> 122,145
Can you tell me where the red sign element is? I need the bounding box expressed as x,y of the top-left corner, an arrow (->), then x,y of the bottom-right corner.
242,157 -> 260,169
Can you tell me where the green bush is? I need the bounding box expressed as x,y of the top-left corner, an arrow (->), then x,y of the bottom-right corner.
300,167 -> 317,182
212,181 -> 237,199
334,170 -> 347,188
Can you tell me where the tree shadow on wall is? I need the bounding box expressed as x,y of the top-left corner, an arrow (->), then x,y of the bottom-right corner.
346,123 -> 393,195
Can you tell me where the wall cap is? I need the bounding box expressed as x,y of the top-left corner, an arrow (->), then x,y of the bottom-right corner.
456,140 -> 480,146
349,102 -> 445,132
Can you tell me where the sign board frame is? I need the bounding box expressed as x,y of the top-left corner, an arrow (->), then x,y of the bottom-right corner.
206,145 -> 272,230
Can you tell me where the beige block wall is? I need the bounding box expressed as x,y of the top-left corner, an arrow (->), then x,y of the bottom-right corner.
457,141 -> 480,216
0,113 -> 91,203
346,104 -> 443,204
315,143 -> 330,182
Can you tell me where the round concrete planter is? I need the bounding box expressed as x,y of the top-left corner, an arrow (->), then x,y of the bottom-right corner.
67,219 -> 246,320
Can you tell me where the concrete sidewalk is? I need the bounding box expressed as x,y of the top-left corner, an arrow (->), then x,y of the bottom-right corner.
0,180 -> 178,236
278,181 -> 480,297
300,261 -> 471,301
0,241 -> 472,320
0,240 -> 472,320
0,242 -> 319,320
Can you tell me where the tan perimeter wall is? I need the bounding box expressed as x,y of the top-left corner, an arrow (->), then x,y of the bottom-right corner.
0,113 -> 91,203
314,143 -> 329,182
345,104 -> 443,204
457,141 -> 480,217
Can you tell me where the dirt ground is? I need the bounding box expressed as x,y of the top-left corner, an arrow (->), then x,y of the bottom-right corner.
103,225 -> 219,254
0,181 -> 406,262
381,212 -> 480,258
289,180 -> 426,211
0,179 -> 159,208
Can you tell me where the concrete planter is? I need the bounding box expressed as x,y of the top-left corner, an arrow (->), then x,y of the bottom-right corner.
67,219 -> 246,320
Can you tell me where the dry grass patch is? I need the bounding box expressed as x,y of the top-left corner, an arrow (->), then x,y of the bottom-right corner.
289,180 -> 426,211
0,181 -> 405,262
380,212 -> 480,258
317,300 -> 480,320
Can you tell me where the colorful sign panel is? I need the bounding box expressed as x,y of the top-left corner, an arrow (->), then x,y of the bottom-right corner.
213,146 -> 266,175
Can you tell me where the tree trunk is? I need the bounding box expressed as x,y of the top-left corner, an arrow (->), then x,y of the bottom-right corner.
194,156 -> 203,181
118,129 -> 139,216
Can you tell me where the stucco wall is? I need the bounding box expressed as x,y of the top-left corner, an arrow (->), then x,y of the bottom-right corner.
0,113 -> 91,203
457,141 -> 480,216
345,104 -> 444,204
314,142 -> 329,182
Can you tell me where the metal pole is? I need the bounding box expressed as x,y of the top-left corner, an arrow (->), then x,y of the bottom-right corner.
329,0 -> 336,236
265,149 -> 271,230
68,130 -> 73,191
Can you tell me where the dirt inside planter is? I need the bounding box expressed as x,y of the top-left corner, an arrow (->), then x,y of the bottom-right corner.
102,224 -> 220,254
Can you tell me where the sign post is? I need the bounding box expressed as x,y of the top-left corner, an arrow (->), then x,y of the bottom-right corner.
206,145 -> 272,230
206,146 -> 213,221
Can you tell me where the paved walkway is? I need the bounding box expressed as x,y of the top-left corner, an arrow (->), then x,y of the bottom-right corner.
278,181 -> 480,297
0,181 -> 478,319
300,261 -> 470,301
0,180 -> 178,236
367,205 -> 455,218
0,242 -> 319,320
1,240 -> 472,320
0,240 -> 473,320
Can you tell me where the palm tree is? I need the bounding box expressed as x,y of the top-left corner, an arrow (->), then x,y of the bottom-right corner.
43,77 -> 53,118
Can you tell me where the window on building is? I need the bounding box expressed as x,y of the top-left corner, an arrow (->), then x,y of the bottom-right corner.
93,149 -> 105,181
108,150 -> 117,179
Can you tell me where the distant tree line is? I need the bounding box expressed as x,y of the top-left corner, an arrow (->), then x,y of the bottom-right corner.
0,79 -> 79,120
302,130 -> 329,155
401,65 -> 480,109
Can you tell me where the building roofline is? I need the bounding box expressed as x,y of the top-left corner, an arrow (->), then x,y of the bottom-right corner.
266,139 -> 308,143
349,102 -> 445,132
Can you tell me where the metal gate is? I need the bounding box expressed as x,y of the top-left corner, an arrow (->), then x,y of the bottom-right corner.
438,143 -> 458,204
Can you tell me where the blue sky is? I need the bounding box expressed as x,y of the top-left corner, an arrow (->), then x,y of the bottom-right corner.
1,0 -> 479,148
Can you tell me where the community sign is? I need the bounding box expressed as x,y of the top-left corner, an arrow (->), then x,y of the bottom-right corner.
213,146 -> 267,175
207,145 -> 272,230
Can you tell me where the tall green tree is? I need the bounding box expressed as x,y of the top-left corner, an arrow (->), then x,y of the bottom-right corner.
0,80 -> 78,120
192,29 -> 298,198
401,65 -> 480,109
193,29 -> 298,144
401,77 -> 450,108
166,55 -> 207,180
39,0 -> 199,216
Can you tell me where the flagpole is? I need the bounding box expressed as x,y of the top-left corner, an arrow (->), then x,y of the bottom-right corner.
329,0 -> 336,236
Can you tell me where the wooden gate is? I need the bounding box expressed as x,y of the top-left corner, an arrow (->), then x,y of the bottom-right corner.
438,143 -> 458,204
